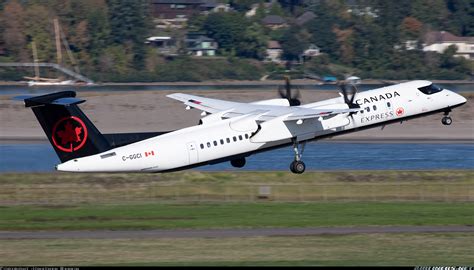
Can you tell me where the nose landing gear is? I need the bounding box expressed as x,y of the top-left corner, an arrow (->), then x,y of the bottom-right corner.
441,111 -> 452,126
290,139 -> 306,174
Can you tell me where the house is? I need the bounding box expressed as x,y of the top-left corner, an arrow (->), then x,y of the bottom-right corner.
185,34 -> 218,56
346,0 -> 379,18
295,11 -> 316,26
146,36 -> 177,55
261,15 -> 287,30
245,1 -> 273,17
201,2 -> 233,14
422,31 -> 474,60
393,40 -> 419,51
151,0 -> 203,19
151,0 -> 223,28
265,40 -> 283,63
302,44 -> 321,58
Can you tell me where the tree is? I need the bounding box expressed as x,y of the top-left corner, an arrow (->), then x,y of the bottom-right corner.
239,23 -> 268,59
399,17 -> 423,40
24,4 -> 56,63
306,2 -> 339,60
280,26 -> 310,61
2,0 -> 28,61
108,0 -> 150,69
203,12 -> 248,55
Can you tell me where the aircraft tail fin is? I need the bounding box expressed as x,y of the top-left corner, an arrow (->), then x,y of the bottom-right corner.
15,91 -> 111,162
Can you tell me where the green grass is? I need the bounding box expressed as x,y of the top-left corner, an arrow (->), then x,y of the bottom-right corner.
1,171 -> 473,266
1,171 -> 473,204
0,202 -> 472,231
1,233 -> 473,266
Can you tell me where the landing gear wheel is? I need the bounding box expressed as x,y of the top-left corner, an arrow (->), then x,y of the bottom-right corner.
290,160 -> 305,174
441,116 -> 452,125
230,158 -> 246,168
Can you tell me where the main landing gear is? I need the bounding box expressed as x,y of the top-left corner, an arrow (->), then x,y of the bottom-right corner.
290,139 -> 306,174
231,157 -> 246,168
441,110 -> 452,126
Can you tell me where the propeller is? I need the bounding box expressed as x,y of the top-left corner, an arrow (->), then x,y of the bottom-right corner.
278,75 -> 301,106
339,81 -> 360,109
338,81 -> 361,123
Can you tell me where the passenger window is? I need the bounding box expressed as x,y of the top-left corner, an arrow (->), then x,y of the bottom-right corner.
226,138 -> 230,143
238,135 -> 243,140
200,144 -> 204,149
207,142 -> 211,148
213,141 -> 217,146
245,134 -> 249,139
387,102 -> 391,107
366,107 -> 370,112
220,139 -> 224,145
373,105 -> 377,111
233,136 -> 237,142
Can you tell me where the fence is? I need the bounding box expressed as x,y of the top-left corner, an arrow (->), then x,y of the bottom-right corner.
0,182 -> 472,205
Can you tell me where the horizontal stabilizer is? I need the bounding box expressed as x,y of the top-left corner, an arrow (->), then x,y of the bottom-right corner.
13,91 -> 85,107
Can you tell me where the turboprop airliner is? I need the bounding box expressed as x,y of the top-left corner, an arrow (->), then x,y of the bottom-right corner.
15,79 -> 466,174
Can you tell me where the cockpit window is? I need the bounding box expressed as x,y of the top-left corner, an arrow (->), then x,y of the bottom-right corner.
418,84 -> 443,95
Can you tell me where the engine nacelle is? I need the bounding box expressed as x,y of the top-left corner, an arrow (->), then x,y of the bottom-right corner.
200,112 -> 223,125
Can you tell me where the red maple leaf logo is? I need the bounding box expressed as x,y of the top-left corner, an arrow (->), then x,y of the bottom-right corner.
52,116 -> 88,152
57,121 -> 83,145
396,107 -> 404,116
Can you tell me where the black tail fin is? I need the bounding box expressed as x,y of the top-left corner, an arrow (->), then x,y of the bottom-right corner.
16,91 -> 111,162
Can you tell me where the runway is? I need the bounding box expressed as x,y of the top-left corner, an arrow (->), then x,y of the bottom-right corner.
1,226 -> 473,239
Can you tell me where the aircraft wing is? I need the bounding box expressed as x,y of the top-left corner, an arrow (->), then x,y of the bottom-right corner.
167,93 -> 359,122
166,93 -> 242,113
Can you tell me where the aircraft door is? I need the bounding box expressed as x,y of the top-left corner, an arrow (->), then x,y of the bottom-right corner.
186,141 -> 199,165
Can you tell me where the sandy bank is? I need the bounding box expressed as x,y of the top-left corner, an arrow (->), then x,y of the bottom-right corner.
1,90 -> 472,141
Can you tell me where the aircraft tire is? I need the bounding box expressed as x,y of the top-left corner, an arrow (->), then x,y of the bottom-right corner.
442,116 -> 452,125
230,158 -> 246,168
290,160 -> 305,174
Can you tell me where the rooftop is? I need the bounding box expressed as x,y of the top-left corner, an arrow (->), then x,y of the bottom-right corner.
424,31 -> 474,45
295,11 -> 316,26
267,40 -> 282,49
262,15 -> 287,25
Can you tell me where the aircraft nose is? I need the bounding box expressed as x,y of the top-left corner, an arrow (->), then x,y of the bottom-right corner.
451,91 -> 467,106
444,90 -> 467,107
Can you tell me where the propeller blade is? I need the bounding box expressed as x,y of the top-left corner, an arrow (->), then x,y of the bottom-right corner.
278,75 -> 301,106
339,82 -> 360,109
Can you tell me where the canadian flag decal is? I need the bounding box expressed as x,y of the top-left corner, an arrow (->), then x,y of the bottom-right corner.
145,151 -> 155,157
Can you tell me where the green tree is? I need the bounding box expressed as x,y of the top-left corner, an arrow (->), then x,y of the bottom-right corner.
280,26 -> 310,61
445,0 -> 474,36
203,12 -> 248,55
306,2 -> 339,60
2,0 -> 28,61
239,23 -> 268,59
108,0 -> 150,69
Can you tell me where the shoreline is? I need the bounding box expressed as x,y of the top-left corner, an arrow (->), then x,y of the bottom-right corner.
0,79 -> 473,86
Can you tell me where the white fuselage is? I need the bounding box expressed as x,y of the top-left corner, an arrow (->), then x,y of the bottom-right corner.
57,81 -> 466,172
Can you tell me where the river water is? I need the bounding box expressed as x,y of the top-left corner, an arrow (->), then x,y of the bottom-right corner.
1,142 -> 472,173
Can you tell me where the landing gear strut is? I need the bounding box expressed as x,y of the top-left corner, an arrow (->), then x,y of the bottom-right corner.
290,139 -> 306,174
441,111 -> 452,126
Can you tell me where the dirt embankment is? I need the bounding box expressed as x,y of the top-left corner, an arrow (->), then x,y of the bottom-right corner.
1,90 -> 473,141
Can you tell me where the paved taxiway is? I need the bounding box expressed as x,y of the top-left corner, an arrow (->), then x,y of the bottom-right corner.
1,226 -> 472,239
